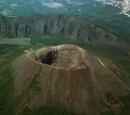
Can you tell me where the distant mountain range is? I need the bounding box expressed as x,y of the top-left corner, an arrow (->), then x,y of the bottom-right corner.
1,14 -> 130,50
0,0 -> 130,42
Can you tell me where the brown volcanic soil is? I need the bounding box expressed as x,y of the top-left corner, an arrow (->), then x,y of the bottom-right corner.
12,44 -> 130,115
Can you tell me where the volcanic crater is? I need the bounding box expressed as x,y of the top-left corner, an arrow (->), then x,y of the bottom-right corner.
35,44 -> 87,69
12,44 -> 130,115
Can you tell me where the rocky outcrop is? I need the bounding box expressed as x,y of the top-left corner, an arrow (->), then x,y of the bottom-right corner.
0,14 -> 129,48
0,15 -> 44,38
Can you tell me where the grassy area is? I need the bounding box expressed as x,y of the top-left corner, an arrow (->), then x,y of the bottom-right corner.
0,45 -> 32,115
83,44 -> 130,76
101,111 -> 115,115
0,44 -> 17,55
121,94 -> 130,108
0,44 -> 16,51
120,94 -> 130,114
30,35 -> 86,46
18,106 -> 76,115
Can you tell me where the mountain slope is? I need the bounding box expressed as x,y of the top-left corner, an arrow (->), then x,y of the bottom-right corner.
12,44 -> 130,115
0,14 -> 129,49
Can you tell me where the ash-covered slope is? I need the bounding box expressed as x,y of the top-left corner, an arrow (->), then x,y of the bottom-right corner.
12,44 -> 130,115
0,14 -> 129,48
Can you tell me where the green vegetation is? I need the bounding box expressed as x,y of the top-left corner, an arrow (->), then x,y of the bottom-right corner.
0,44 -> 17,55
18,106 -> 76,115
121,94 -> 130,109
120,94 -> 130,114
30,35 -> 85,46
0,44 -> 16,51
82,44 -> 130,76
101,111 -> 115,115
0,44 -> 32,115
68,2 -> 130,43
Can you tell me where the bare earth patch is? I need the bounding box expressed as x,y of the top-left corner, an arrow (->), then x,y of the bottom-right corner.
0,38 -> 31,45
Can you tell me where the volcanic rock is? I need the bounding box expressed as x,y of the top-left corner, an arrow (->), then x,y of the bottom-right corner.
12,44 -> 130,115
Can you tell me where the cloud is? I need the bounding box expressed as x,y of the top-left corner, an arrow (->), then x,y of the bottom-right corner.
68,2 -> 84,5
95,0 -> 130,17
11,4 -> 18,9
42,2 -> 65,8
1,9 -> 11,16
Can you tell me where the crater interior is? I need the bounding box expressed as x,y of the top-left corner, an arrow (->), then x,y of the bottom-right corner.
35,44 -> 86,69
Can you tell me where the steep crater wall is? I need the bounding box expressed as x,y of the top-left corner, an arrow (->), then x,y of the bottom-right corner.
35,44 -> 86,69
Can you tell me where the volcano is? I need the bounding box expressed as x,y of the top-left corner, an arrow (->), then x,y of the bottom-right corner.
12,44 -> 130,115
